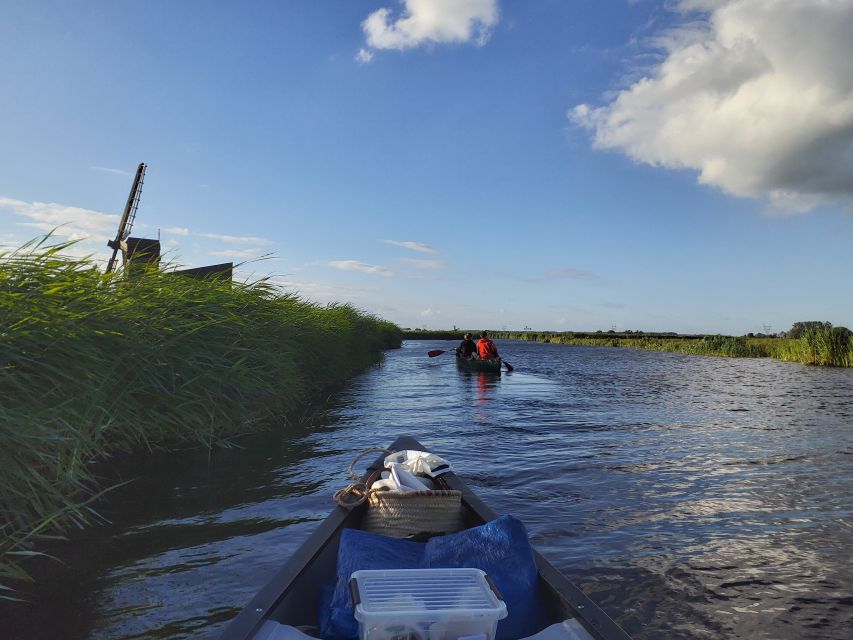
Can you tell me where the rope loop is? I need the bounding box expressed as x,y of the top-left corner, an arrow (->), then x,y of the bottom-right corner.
333,447 -> 392,509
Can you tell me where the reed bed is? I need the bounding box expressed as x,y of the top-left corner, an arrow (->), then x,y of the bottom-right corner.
772,327 -> 853,366
0,239 -> 401,593
485,331 -> 851,366
539,334 -> 769,358
406,329 -> 852,367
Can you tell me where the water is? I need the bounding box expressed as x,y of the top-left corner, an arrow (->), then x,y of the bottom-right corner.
3,340 -> 852,639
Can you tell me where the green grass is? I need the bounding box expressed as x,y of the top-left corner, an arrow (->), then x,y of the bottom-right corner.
0,238 -> 402,594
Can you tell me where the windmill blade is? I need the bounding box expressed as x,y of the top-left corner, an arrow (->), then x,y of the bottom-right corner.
106,162 -> 146,273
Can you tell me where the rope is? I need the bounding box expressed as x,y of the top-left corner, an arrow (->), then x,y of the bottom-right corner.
332,447 -> 391,509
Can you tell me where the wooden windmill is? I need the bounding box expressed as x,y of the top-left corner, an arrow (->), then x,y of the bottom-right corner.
104,162 -> 233,280
105,162 -> 159,273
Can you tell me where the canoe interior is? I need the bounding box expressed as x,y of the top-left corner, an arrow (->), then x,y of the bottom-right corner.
220,436 -> 631,640
263,497 -> 486,626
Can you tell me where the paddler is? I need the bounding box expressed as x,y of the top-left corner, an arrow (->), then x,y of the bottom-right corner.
477,330 -> 500,360
455,332 -> 478,359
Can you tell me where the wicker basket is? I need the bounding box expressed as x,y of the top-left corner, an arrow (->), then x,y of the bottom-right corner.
362,488 -> 462,538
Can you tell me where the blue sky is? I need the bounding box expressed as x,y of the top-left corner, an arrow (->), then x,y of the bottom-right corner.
1,0 -> 851,334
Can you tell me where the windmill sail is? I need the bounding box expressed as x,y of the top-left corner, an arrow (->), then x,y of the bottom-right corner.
106,162 -> 147,273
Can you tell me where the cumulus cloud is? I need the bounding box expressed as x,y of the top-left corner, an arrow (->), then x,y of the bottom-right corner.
360,0 -> 499,57
382,239 -> 437,253
420,308 -> 439,317
328,260 -> 394,277
571,0 -> 853,213
201,232 -> 271,244
163,226 -> 189,236
0,197 -> 118,243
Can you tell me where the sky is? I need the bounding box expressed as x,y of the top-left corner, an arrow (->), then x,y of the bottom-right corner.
1,0 -> 851,334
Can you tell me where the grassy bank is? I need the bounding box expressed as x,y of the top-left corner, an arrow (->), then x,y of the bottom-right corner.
0,240 -> 402,592
405,329 -> 852,367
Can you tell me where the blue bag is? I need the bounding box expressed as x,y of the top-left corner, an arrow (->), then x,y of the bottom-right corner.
320,515 -> 548,639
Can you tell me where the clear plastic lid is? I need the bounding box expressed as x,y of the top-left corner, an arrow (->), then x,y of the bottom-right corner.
351,568 -> 507,619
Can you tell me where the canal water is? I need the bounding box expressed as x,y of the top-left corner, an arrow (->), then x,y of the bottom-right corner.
3,340 -> 852,639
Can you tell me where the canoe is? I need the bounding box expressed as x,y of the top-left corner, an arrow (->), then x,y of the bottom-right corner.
219,435 -> 632,640
456,356 -> 502,373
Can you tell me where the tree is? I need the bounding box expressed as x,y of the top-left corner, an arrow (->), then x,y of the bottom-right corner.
788,321 -> 832,339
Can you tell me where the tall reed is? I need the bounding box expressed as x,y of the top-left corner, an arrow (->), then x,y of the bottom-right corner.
0,238 -> 401,593
773,326 -> 852,366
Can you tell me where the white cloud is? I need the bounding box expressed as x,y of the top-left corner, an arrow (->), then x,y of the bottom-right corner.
571,0 -> 853,213
202,232 -> 271,244
90,166 -> 133,177
163,226 -> 189,236
328,260 -> 394,277
272,277 -> 380,303
0,197 -> 118,244
420,308 -> 439,317
382,239 -> 437,253
209,248 -> 266,259
400,257 -> 445,269
355,48 -> 374,64
361,0 -> 499,53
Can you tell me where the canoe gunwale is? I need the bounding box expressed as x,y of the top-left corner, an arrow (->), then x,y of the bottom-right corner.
219,447 -> 391,640
218,436 -> 631,640
437,461 -> 631,640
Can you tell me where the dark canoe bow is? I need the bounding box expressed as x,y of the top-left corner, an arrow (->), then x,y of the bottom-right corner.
456,356 -> 503,373
219,435 -> 632,640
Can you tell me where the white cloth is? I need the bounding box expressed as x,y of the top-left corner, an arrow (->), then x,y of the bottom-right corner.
371,465 -> 430,493
383,450 -> 453,477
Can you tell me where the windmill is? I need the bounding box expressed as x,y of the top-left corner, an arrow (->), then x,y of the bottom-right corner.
106,163 -> 149,273
104,162 -> 233,280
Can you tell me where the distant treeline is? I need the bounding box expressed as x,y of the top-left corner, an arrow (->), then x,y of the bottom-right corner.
0,239 -> 402,591
404,329 -> 706,340
405,326 -> 852,367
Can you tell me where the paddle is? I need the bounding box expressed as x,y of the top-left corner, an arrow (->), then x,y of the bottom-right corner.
502,359 -> 514,372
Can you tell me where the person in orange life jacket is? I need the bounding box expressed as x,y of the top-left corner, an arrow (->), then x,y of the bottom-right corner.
455,333 -> 478,359
477,330 -> 499,360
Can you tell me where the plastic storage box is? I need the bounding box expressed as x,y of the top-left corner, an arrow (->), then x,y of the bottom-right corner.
350,568 -> 507,640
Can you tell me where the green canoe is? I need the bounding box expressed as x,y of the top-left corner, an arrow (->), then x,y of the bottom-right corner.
456,356 -> 502,373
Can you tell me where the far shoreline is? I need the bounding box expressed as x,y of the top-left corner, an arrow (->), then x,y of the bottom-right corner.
404,329 -> 852,368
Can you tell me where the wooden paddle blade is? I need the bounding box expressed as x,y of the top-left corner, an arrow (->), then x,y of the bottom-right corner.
427,349 -> 447,358
502,359 -> 514,371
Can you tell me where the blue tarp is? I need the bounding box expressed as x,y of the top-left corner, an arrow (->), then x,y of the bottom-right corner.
319,515 -> 548,640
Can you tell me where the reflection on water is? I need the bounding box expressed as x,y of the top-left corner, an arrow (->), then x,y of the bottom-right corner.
2,340 -> 851,640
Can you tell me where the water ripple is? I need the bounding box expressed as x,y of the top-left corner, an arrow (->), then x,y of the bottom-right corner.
2,340 -> 851,640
